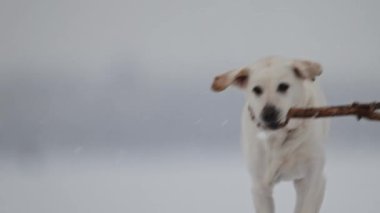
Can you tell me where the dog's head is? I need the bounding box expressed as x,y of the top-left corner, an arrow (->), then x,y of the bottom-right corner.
212,57 -> 322,130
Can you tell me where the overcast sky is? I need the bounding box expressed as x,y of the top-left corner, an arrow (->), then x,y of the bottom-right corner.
0,0 -> 380,160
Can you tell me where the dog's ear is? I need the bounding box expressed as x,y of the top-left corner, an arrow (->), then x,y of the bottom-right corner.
211,68 -> 250,92
292,60 -> 322,81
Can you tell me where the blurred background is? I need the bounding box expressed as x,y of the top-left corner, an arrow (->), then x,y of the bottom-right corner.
1,0 -> 380,212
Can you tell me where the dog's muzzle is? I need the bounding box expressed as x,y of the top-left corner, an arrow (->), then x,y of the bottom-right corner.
260,104 -> 281,130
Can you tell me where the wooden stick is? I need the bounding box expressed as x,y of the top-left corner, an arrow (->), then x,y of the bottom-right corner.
279,102 -> 380,127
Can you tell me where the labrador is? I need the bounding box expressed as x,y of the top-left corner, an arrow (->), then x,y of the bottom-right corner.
212,56 -> 329,213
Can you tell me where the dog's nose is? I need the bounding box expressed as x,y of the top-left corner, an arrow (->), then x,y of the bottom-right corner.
261,104 -> 280,123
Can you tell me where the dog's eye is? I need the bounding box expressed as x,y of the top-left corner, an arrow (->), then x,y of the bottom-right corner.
277,83 -> 289,93
252,86 -> 263,96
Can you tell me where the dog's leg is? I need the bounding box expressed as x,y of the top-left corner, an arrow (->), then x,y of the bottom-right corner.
293,174 -> 326,213
252,183 -> 275,213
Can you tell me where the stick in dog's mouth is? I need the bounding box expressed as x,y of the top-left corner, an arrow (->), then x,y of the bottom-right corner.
275,102 -> 380,128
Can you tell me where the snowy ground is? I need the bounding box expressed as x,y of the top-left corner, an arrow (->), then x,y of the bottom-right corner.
1,148 -> 380,213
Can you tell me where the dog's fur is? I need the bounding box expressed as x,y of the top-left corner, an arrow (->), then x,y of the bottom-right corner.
212,56 -> 329,213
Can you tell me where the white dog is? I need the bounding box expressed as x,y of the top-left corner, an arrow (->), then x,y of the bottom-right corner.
212,56 -> 329,213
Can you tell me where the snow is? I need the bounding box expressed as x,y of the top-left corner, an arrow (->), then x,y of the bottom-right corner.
0,148 -> 379,213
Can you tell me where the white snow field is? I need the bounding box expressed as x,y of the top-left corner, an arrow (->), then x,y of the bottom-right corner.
1,148 -> 380,213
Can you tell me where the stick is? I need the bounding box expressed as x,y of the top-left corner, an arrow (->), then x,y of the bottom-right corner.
279,102 -> 380,127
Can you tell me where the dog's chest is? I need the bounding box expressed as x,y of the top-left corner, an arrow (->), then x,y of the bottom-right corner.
259,130 -> 308,183
273,151 -> 307,182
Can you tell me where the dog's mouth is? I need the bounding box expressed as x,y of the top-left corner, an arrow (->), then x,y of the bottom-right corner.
259,105 -> 284,130
257,121 -> 284,130
249,105 -> 287,130
263,122 -> 282,130
266,122 -> 281,130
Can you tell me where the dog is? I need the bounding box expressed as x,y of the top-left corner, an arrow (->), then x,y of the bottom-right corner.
211,56 -> 329,213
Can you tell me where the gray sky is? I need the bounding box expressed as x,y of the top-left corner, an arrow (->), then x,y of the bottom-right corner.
0,0 -> 380,159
